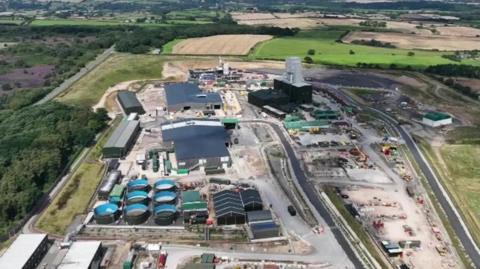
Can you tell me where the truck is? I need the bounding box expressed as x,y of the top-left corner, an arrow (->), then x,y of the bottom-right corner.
287,205 -> 296,216
158,250 -> 168,268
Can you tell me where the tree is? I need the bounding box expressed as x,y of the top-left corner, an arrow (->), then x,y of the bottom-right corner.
349,50 -> 355,55
1,83 -> 12,91
307,49 -> 315,55
304,56 -> 313,64
408,51 -> 415,56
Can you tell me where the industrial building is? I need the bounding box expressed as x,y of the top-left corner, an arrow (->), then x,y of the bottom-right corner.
109,184 -> 125,204
0,233 -> 49,269
283,120 -> 330,132
117,90 -> 145,115
213,190 -> 246,225
274,57 -> 312,104
103,119 -> 140,158
94,203 -> 120,224
248,57 -> 312,112
161,120 -> 231,171
240,189 -> 263,211
422,111 -> 452,127
165,83 -> 223,112
247,210 -> 273,224
250,222 -> 281,239
183,191 -> 208,224
98,171 -> 121,200
58,241 -> 103,269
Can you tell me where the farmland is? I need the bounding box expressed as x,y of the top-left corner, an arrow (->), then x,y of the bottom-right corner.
57,53 -> 164,107
170,34 -> 273,55
342,31 -> 480,51
250,30 -> 466,68
422,144 -> 480,245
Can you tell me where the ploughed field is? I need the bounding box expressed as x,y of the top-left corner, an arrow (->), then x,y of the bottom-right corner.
171,34 -> 273,55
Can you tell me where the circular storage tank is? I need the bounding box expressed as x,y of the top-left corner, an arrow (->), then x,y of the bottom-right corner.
126,191 -> 149,205
127,179 -> 150,192
125,204 -> 150,225
94,203 -> 120,224
154,191 -> 177,205
154,204 -> 177,225
154,179 -> 176,192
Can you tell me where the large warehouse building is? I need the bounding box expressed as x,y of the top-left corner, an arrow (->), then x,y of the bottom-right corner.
103,119 -> 140,158
117,90 -> 145,115
58,241 -> 103,269
165,83 -> 223,112
161,120 -> 231,171
0,233 -> 49,269
213,190 -> 246,225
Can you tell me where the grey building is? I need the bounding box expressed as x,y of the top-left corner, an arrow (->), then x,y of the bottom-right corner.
247,210 -> 273,224
103,119 -> 140,158
161,120 -> 231,170
250,222 -> 280,239
165,83 -> 223,112
240,189 -> 263,211
213,190 -> 246,225
0,233 -> 49,269
58,241 -> 103,269
117,91 -> 145,115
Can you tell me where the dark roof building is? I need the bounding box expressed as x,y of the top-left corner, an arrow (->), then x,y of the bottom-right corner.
161,120 -> 231,171
0,234 -> 49,269
103,119 -> 140,158
247,210 -> 273,224
213,190 -> 246,225
165,83 -> 223,112
117,91 -> 145,115
250,222 -> 280,239
240,189 -> 263,211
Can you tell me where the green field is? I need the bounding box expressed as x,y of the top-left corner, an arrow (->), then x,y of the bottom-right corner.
162,39 -> 185,54
422,143 -> 480,246
251,30 -> 478,68
57,53 -> 164,107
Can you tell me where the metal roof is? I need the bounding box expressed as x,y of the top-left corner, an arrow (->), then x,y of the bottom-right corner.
183,191 -> 202,204
0,233 -> 47,269
58,241 -> 102,269
109,184 -> 125,198
240,189 -> 262,206
424,111 -> 451,121
117,90 -> 144,110
162,121 -> 230,161
104,119 -> 139,149
247,210 -> 273,223
213,190 -> 245,217
165,82 -> 222,106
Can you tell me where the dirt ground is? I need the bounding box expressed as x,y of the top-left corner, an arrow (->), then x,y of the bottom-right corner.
231,12 -> 276,21
435,26 -> 480,37
385,21 -> 433,35
345,187 -> 460,269
454,77 -> 480,93
342,31 -> 480,51
172,35 -> 273,55
161,58 -> 285,81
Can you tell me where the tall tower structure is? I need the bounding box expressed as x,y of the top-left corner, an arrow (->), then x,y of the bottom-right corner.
283,57 -> 305,85
274,57 -> 312,104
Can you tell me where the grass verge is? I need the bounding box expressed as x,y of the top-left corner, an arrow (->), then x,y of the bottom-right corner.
57,53 -> 164,107
162,39 -> 185,54
36,118 -> 120,235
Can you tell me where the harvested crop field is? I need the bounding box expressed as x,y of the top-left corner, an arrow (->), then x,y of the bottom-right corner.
435,26 -> 480,37
237,17 -> 362,29
342,31 -> 480,51
171,34 -> 272,55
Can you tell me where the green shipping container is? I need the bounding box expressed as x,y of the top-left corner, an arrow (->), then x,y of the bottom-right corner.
123,261 -> 132,269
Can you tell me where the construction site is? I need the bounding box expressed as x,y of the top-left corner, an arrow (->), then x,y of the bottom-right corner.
1,56 -> 464,269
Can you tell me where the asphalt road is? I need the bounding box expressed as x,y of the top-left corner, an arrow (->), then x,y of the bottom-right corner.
245,120 -> 365,269
329,85 -> 480,267
35,46 -> 115,105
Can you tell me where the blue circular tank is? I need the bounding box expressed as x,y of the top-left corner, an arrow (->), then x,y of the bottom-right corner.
154,191 -> 177,204
154,179 -> 176,191
126,191 -> 149,205
127,179 -> 150,192
125,203 -> 150,225
94,203 -> 120,224
154,204 -> 177,225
